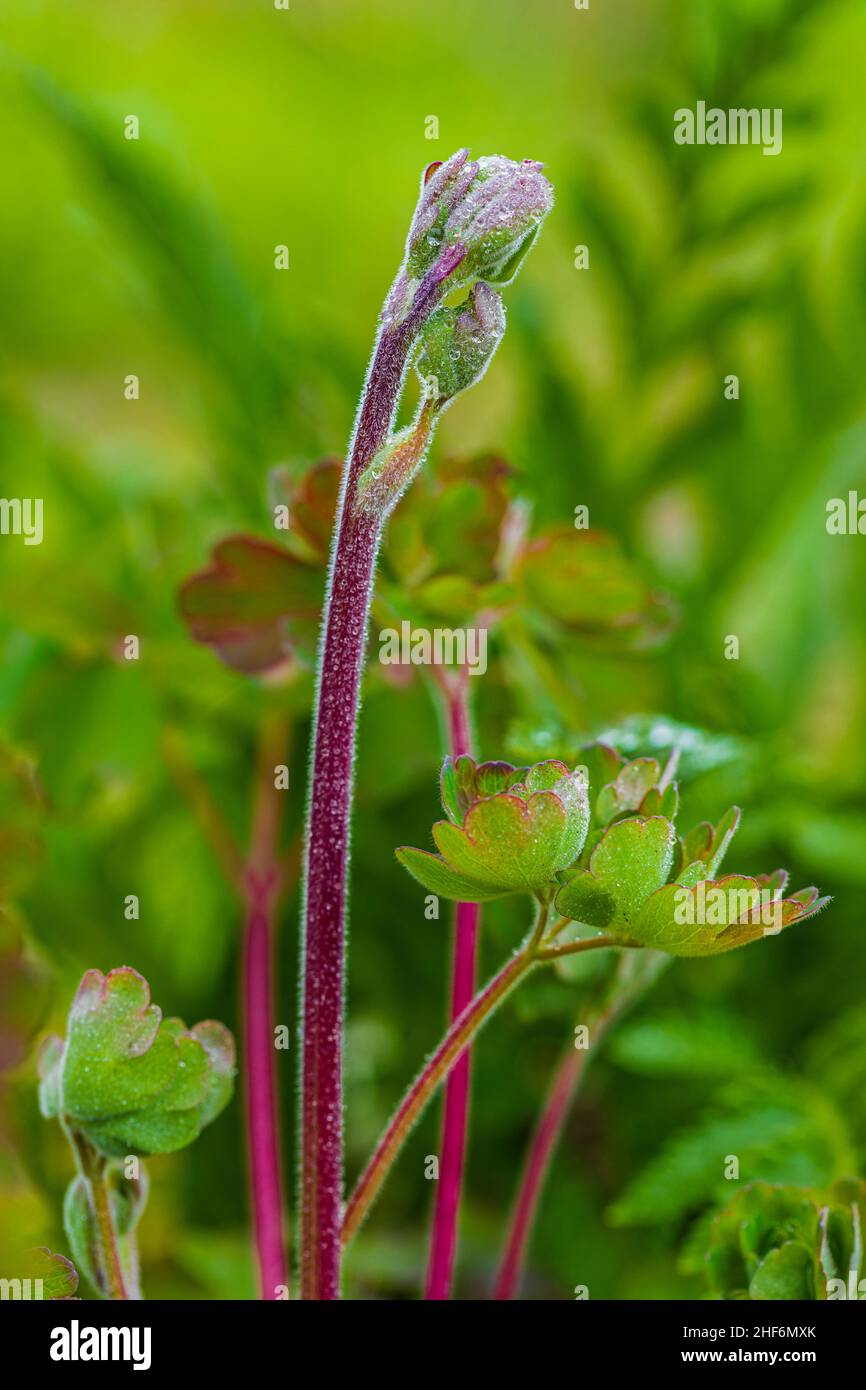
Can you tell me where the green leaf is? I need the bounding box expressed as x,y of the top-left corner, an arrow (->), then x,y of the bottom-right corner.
433,794 -> 566,890
676,808 -> 740,878
749,1241 -> 817,1299
596,758 -> 661,825
43,968 -> 236,1158
24,1247 -> 80,1300
706,1183 -> 824,1300
401,760 -> 590,900
640,782 -> 679,820
609,1008 -> 764,1079
634,873 -> 829,957
440,755 -> 523,825
394,846 -> 512,902
819,1178 -> 866,1287
555,816 -> 675,934
515,527 -> 671,645
63,1176 -> 102,1295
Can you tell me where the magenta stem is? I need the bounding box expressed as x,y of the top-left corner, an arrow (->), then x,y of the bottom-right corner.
342,939 -> 539,1246
491,953 -> 662,1299
243,712 -> 291,1299
300,266 -> 453,1299
244,871 -> 289,1299
492,1044 -> 586,1300
424,680 -> 479,1300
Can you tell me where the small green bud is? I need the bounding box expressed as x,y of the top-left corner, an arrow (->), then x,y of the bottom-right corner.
355,402 -> 437,518
415,282 -> 506,403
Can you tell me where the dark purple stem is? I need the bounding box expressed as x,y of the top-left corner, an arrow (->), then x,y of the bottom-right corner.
424,680 -> 479,1300
300,262 -> 457,1300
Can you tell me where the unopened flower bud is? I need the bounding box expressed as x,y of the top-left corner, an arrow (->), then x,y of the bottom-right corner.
415,282 -> 506,404
405,151 -> 553,291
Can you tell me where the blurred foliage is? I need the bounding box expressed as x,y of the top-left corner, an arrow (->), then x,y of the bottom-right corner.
704,1178 -> 866,1300
1,0 -> 865,1299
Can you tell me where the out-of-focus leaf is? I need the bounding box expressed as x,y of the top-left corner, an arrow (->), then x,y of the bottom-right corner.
611,1078 -> 854,1229
609,1008 -> 764,1079
0,742 -> 47,894
591,715 -> 746,780
514,526 -> 672,646
280,457 -> 341,562
39,968 -> 235,1158
23,1246 -> 79,1300
178,534 -> 323,675
0,914 -> 51,1074
382,454 -> 516,624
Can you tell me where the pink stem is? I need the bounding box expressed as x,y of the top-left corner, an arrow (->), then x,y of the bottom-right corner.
243,712 -> 291,1299
244,871 -> 289,1299
424,681 -> 479,1300
342,940 -> 539,1246
492,1045 -> 585,1300
300,264 -> 454,1299
492,953 -> 663,1299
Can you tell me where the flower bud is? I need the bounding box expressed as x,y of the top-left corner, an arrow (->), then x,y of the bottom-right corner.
405,151 -> 554,291
415,282 -> 506,404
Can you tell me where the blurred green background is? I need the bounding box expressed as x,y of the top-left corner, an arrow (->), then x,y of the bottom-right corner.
2,0 -> 866,1299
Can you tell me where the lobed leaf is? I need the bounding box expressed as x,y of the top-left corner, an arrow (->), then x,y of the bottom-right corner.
178,534 -> 323,674
40,968 -> 236,1158
555,816 -> 676,934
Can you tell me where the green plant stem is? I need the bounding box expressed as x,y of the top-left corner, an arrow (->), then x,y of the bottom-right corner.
68,1128 -> 131,1301
537,936 -> 640,961
341,912 -> 619,1247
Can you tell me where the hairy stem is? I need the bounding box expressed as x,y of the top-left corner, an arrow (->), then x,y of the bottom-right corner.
69,1131 -> 131,1301
300,264 -> 454,1299
343,938 -> 538,1249
341,914 -> 618,1247
492,950 -> 669,1298
424,675 -> 478,1300
90,1171 -> 129,1299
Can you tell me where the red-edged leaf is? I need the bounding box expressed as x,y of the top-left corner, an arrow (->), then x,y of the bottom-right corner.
178,535 -> 323,674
